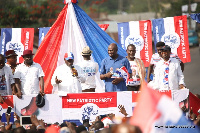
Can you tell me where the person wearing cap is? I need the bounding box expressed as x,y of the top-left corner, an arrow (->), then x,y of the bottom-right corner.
100,43 -> 132,92
14,50 -> 45,97
77,46 -> 99,92
51,52 -> 85,95
153,45 -> 185,90
5,50 -> 20,95
0,54 -> 15,98
147,42 -> 184,83
5,50 -> 18,74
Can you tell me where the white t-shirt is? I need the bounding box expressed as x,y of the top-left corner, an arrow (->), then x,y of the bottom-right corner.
127,61 -> 140,86
77,60 -> 99,90
0,65 -> 14,95
14,62 -> 45,95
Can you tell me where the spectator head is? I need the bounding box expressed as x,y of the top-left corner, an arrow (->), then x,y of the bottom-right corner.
94,120 -> 104,131
108,43 -> 118,59
54,122 -> 59,125
21,50 -> 34,65
126,44 -> 136,60
26,129 -> 37,133
59,127 -> 71,133
64,52 -> 74,67
156,42 -> 165,57
5,50 -> 18,65
161,45 -> 171,61
76,125 -> 87,133
14,127 -> 26,133
60,122 -> 68,128
14,120 -> 21,128
83,119 -> 90,130
0,54 -> 5,69
111,123 -> 142,133
45,124 -> 60,133
82,46 -> 92,59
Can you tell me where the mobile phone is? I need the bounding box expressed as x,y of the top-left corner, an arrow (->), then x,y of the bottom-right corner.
99,115 -> 107,120
20,116 -> 32,126
6,106 -> 12,115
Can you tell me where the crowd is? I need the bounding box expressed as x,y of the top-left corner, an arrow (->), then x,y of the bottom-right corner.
0,41 -> 199,132
0,103 -> 199,133
0,104 -> 144,133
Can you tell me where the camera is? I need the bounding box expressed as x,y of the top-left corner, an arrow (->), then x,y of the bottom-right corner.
99,115 -> 107,120
6,106 -> 12,115
20,116 -> 32,126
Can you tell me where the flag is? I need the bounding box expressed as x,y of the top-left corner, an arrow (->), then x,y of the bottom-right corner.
0,96 -> 14,123
117,20 -> 152,67
190,13 -> 200,23
34,0 -> 126,93
0,28 -> 34,63
130,83 -> 199,133
152,15 -> 191,63
98,24 -> 109,31
38,27 -> 51,47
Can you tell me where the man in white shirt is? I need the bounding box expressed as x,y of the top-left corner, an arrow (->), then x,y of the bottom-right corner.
153,45 -> 185,90
51,52 -> 85,95
5,50 -> 20,95
147,42 -> 184,83
126,44 -> 145,91
78,46 -> 99,92
14,50 -> 45,97
0,54 -> 15,98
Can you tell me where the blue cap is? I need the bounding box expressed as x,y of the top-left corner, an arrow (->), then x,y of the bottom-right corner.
64,52 -> 74,60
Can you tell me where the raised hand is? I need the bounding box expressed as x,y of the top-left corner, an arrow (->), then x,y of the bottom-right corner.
0,96 -> 4,104
118,104 -> 128,117
16,91 -> 22,99
55,76 -> 62,84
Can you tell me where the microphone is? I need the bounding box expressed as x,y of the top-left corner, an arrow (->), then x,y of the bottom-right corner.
70,65 -> 76,77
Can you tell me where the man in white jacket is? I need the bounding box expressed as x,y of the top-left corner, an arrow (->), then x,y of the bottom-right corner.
153,45 -> 185,90
51,52 -> 85,96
